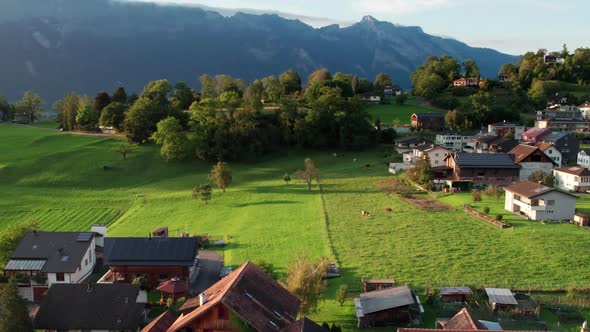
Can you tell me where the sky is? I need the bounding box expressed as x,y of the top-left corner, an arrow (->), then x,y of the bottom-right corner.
128,0 -> 589,55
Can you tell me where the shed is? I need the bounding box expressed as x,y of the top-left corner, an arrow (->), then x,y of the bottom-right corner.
573,212 -> 590,227
485,288 -> 518,311
354,285 -> 418,328
362,278 -> 395,292
438,286 -> 473,303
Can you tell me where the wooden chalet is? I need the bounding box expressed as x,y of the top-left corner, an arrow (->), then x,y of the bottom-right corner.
166,261 -> 301,332
354,285 -> 420,328
438,287 -> 473,303
362,278 -> 395,292
102,237 -> 199,288
444,153 -> 520,188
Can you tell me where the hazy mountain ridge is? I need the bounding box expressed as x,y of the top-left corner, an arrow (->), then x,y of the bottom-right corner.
0,0 -> 518,102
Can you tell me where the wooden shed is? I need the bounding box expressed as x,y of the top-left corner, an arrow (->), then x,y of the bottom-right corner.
362,278 -> 395,292
438,286 -> 473,303
354,285 -> 419,328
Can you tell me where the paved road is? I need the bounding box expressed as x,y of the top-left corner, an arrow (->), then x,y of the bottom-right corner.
190,251 -> 224,295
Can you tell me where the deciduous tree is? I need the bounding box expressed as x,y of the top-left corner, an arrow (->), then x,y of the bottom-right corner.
112,86 -> 128,104
93,91 -> 111,113
117,143 -> 133,160
279,70 -> 302,96
283,253 -> 328,316
76,104 -> 99,131
528,170 -> 555,187
296,158 -> 320,191
99,102 -> 127,131
209,162 -> 232,193
335,284 -> 349,307
152,117 -> 191,161
15,91 -> 44,123
192,184 -> 212,205
0,277 -> 33,331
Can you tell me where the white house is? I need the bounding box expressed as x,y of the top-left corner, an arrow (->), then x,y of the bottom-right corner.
404,144 -> 451,168
435,132 -> 476,151
535,142 -> 563,166
553,166 -> 590,192
3,230 -> 102,302
504,181 -> 576,221
578,149 -> 590,168
579,101 -> 590,119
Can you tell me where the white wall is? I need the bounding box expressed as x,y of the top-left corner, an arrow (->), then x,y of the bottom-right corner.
47,238 -> 96,286
533,191 -> 576,221
554,171 -> 582,191
578,152 -> 590,168
543,147 -> 562,166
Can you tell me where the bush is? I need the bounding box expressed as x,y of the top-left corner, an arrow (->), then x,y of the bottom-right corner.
495,214 -> 503,221
483,206 -> 490,215
471,190 -> 482,202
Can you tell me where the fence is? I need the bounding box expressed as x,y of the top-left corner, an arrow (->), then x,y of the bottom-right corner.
463,205 -> 511,228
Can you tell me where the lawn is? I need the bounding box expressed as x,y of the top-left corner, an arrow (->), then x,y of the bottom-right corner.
3,124 -> 590,330
366,97 -> 447,126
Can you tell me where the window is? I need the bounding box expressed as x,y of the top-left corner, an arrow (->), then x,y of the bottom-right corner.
547,200 -> 555,206
85,259 -> 88,266
56,273 -> 65,281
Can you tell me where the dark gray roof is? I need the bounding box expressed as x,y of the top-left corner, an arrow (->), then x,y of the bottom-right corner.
34,284 -> 144,331
104,237 -> 198,267
541,131 -> 569,142
7,231 -> 94,273
454,153 -> 518,168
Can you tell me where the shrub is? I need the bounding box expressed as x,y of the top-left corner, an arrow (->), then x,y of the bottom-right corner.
483,206 -> 490,215
495,214 -> 503,221
471,189 -> 482,202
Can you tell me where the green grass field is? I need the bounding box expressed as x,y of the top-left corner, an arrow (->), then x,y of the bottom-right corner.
366,97 -> 447,125
3,124 -> 590,330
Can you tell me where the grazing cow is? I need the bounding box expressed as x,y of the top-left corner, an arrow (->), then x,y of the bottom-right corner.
361,210 -> 370,216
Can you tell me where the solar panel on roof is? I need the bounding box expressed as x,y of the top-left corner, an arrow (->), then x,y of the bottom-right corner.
76,233 -> 92,242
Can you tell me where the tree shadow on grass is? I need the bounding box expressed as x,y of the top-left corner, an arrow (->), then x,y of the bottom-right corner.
230,200 -> 303,208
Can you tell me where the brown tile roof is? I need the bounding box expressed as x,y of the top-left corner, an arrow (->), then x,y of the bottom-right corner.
169,261 -> 300,332
281,317 -> 328,332
142,311 -> 178,332
156,278 -> 189,295
534,142 -> 554,152
553,166 -> 590,176
508,144 -> 539,163
441,308 -> 486,330
504,181 -> 574,199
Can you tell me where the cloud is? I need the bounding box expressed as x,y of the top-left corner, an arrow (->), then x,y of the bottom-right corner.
354,0 -> 451,15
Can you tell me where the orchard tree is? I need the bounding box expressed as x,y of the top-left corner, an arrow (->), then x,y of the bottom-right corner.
117,143 -> 133,160
192,184 -> 212,205
296,158 -> 320,192
283,253 -> 328,316
15,91 -> 44,123
209,162 -> 232,193
0,277 -> 33,332
335,284 -> 349,307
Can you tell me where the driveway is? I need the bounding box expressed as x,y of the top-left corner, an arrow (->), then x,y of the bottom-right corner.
190,251 -> 223,295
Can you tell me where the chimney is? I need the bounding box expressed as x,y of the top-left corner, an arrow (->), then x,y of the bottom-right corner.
199,292 -> 208,306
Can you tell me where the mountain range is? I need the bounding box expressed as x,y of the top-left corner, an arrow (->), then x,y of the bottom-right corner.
0,0 -> 518,102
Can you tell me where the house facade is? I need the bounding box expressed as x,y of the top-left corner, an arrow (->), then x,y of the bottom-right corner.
3,231 -> 98,302
488,122 -> 525,140
536,118 -> 590,135
504,181 -> 576,221
463,134 -> 517,154
435,132 -> 476,152
394,136 -> 430,153
452,77 -> 480,87
553,166 -> 590,192
508,144 -> 556,180
577,149 -> 590,168
410,113 -> 445,131
535,142 -> 562,166
540,131 -> 580,163
536,104 -> 582,121
445,153 -> 520,187
404,145 -> 451,168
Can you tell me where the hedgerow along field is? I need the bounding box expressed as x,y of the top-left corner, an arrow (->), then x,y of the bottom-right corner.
3,124 -> 590,330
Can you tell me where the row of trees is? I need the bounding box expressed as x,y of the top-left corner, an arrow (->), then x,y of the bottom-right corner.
0,92 -> 44,123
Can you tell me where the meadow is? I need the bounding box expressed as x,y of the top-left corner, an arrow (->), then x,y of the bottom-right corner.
3,124 -> 590,330
366,97 -> 447,125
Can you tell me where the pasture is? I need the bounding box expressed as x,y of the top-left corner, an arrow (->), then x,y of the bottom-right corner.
3,124 -> 590,330
366,97 -> 447,125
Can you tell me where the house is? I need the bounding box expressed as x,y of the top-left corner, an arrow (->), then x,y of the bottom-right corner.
536,118 -> 590,135
577,149 -> 590,168
395,136 -> 431,153
281,317 -> 329,332
438,287 -> 473,303
142,310 -> 178,332
544,54 -> 565,64
488,122 -> 525,140
354,284 -> 421,328
535,142 -> 562,166
360,93 -> 382,103
362,278 -> 395,292
553,166 -> 590,192
521,127 -> 552,144
411,113 -> 445,131
485,288 -> 518,311
540,131 -> 580,163
504,181 -> 576,221
444,153 -> 520,188
3,230 -> 100,302
385,85 -> 402,96
452,77 -> 479,87
405,145 -> 451,168
580,101 -> 590,119
536,104 -> 582,121
464,134 -> 517,154
572,212 -> 590,227
436,308 -> 493,330
99,237 -> 199,287
167,261 -> 300,332
508,144 -> 556,180
33,283 -> 145,332
435,131 -> 477,152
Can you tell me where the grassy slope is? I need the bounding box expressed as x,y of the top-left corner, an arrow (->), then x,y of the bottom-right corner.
366,97 -> 447,125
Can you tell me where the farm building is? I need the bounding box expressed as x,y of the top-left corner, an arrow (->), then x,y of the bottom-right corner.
354,285 -> 421,328
504,181 -> 576,221
362,278 -> 396,292
485,288 -> 518,311
436,308 -> 492,330
444,153 -> 520,188
508,144 -> 556,180
438,287 -> 473,303
99,237 -> 199,287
